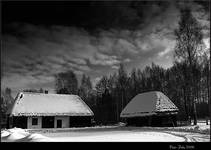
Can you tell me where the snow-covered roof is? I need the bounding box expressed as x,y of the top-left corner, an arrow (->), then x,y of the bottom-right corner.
7,92 -> 94,117
120,91 -> 178,118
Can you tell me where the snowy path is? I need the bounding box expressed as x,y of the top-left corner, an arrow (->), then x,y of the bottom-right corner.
42,128 -> 210,142
164,131 -> 210,142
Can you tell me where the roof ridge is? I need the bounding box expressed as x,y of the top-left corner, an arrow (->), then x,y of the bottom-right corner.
21,92 -> 78,97
138,91 -> 160,95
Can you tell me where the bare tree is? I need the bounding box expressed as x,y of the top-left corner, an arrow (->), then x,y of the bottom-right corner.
174,7 -> 204,125
55,71 -> 78,94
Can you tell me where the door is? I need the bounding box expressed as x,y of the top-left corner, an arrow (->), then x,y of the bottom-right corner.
42,116 -> 54,128
57,120 -> 62,128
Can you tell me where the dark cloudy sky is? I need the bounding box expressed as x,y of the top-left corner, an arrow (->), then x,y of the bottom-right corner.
2,0 -> 210,97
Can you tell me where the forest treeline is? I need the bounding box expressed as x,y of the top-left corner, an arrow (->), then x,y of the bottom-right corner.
54,58 -> 210,125
1,58 -> 210,125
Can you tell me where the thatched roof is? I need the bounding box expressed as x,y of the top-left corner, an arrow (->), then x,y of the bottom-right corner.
7,92 -> 94,117
120,91 -> 178,118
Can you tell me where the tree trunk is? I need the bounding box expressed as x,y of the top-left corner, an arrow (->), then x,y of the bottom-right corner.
191,81 -> 197,125
189,59 -> 197,125
121,90 -> 124,111
116,94 -> 119,122
207,62 -> 210,120
193,100 -> 197,125
187,95 -> 192,125
210,46 -> 211,123
183,88 -> 189,120
193,75 -> 198,125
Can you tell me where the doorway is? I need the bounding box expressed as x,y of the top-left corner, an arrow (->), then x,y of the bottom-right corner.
42,116 -> 54,128
57,120 -> 62,128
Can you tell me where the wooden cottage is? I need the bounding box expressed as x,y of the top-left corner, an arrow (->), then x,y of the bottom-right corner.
7,92 -> 94,129
120,91 -> 179,127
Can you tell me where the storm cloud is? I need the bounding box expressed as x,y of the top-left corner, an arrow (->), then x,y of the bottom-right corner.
2,0 -> 210,96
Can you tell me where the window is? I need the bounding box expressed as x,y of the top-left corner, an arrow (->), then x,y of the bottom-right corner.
32,118 -> 38,125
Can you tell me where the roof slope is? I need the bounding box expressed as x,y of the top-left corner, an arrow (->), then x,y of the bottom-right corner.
7,92 -> 94,117
120,91 -> 178,118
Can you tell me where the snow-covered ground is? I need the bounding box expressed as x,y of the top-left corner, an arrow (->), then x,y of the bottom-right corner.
1,123 -> 210,142
48,131 -> 186,142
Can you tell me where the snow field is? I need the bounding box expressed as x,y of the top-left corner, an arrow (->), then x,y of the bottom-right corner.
1,123 -> 210,142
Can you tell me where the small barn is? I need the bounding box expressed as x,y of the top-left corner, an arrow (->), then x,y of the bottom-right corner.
120,91 -> 179,127
7,92 -> 94,129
